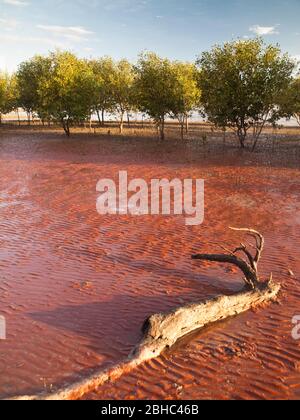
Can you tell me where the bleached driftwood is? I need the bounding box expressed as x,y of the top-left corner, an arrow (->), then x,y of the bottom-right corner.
8,228 -> 280,400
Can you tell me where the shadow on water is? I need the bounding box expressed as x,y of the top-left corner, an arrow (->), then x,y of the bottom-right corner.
3,286 -> 240,400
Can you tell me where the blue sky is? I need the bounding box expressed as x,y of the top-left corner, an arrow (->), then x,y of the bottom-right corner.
0,0 -> 299,71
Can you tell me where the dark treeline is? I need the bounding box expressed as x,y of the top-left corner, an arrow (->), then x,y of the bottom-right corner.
0,38 -> 299,149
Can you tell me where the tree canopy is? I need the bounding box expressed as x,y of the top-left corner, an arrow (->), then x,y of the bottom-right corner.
197,38 -> 295,149
134,53 -> 178,140
170,61 -> 201,138
16,55 -> 52,123
0,72 -> 18,123
89,57 -> 115,126
37,51 -> 95,135
110,59 -> 136,133
279,77 -> 300,126
0,39 -> 298,143
0,73 -> 9,122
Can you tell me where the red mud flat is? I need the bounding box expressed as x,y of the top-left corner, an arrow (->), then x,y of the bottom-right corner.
0,129 -> 300,400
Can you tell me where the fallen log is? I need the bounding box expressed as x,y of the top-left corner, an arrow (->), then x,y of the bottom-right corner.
8,228 -> 281,400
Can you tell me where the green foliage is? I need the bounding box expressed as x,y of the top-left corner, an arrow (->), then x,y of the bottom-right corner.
16,55 -> 51,121
135,53 -> 200,139
197,38 -> 295,148
279,77 -> 300,126
0,73 -> 8,118
0,72 -> 18,120
134,52 -> 177,139
6,74 -> 19,112
169,62 -> 201,135
110,59 -> 136,132
1,40 -> 297,143
38,51 -> 95,135
89,57 -> 115,125
89,58 -> 136,132
15,51 -> 95,134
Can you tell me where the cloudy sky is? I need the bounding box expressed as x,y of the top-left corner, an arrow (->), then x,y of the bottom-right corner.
0,0 -> 299,71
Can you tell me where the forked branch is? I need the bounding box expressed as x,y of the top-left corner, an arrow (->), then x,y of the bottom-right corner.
230,227 -> 264,268
192,227 -> 265,290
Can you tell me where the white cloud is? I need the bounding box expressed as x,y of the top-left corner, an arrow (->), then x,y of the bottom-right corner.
37,24 -> 93,41
0,33 -> 67,49
0,17 -> 18,31
2,0 -> 29,6
249,25 -> 279,36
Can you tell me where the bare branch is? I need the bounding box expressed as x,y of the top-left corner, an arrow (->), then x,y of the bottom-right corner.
192,253 -> 258,289
192,227 -> 266,290
215,244 -> 235,256
229,227 -> 264,265
233,243 -> 256,270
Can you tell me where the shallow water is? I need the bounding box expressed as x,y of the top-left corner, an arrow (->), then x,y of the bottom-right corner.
0,130 -> 300,399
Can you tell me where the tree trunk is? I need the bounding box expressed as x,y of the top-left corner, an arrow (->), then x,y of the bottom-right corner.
135,281 -> 280,362
237,128 -> 246,148
66,121 -> 70,137
251,124 -> 266,152
62,119 -> 70,137
119,112 -> 124,134
27,112 -> 31,126
127,113 -> 130,128
185,115 -> 189,134
180,121 -> 184,140
252,137 -> 259,152
178,116 -> 184,140
96,109 -> 101,126
102,109 -> 105,127
159,117 -> 165,141
17,109 -> 21,126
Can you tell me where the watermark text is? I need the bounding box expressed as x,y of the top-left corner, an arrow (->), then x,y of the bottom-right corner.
292,315 -> 300,340
96,171 -> 204,226
0,316 -> 6,340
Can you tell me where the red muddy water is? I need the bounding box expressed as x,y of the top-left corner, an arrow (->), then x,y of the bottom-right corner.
0,128 -> 300,400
